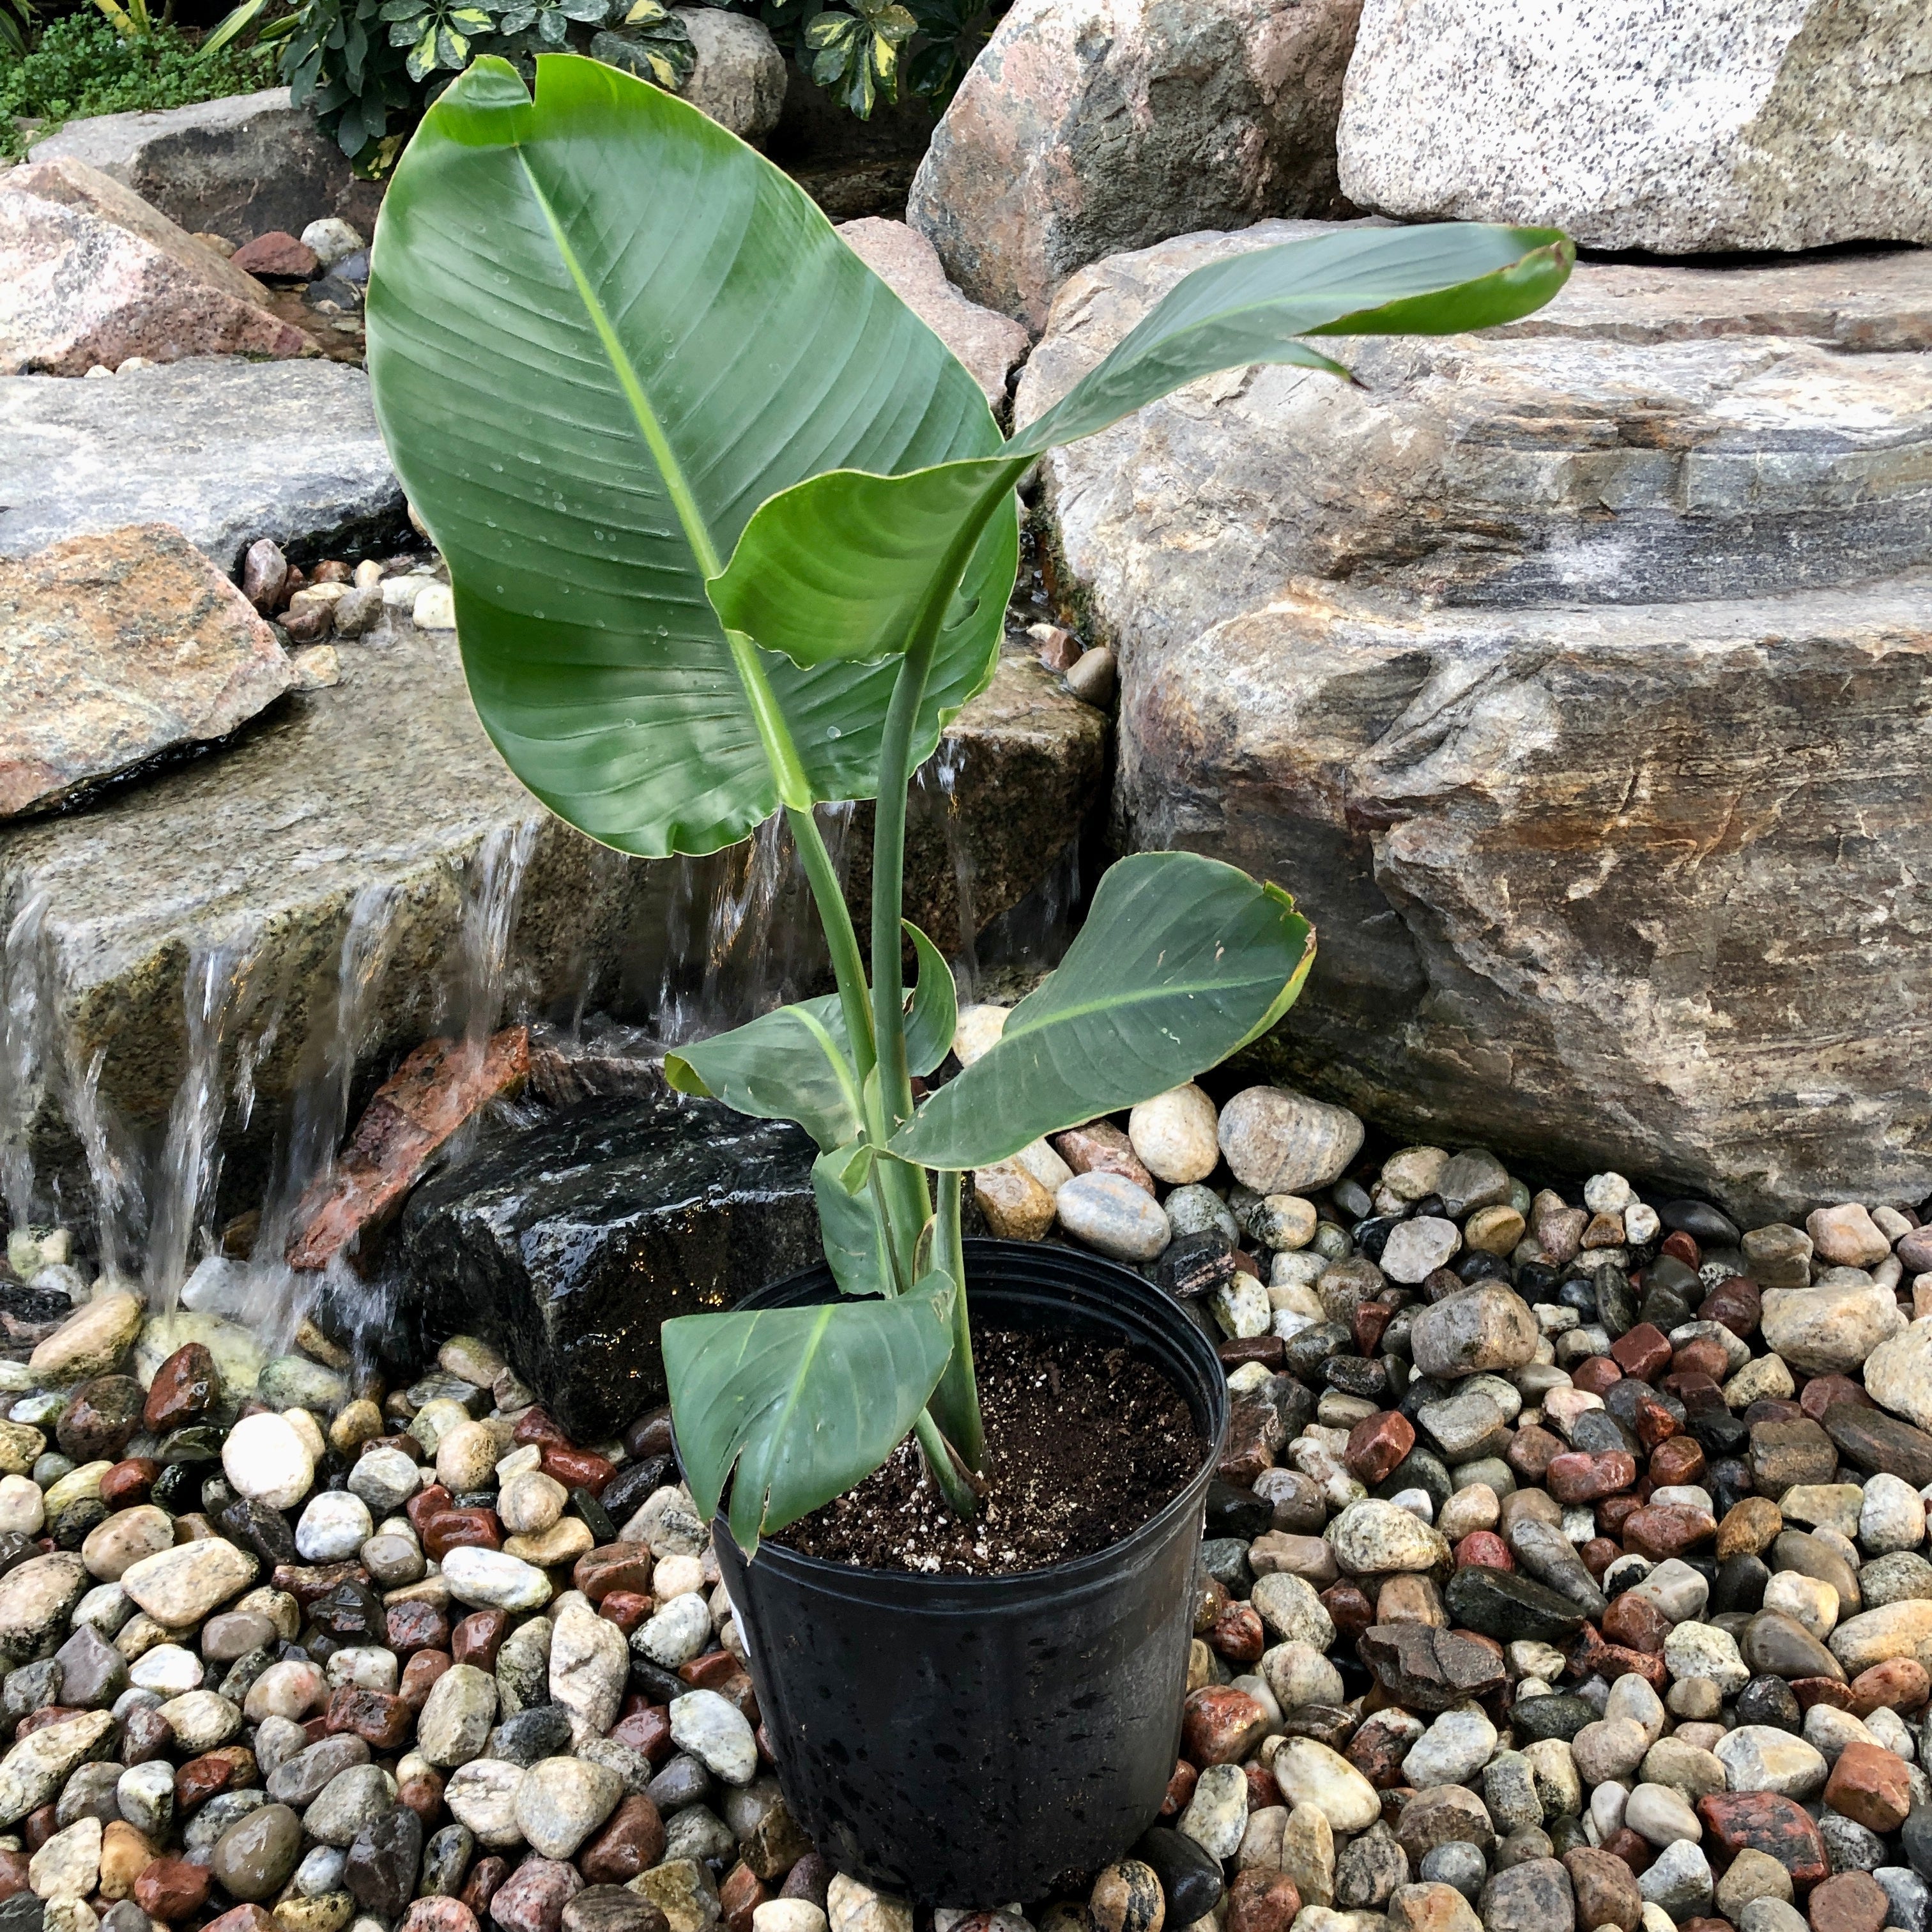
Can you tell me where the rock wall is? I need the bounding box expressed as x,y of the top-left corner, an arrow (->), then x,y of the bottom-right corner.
1016,224 -> 1932,1220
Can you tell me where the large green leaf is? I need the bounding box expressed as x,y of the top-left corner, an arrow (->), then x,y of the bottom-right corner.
663,995 -> 861,1152
707,224 -> 1574,672
364,54 -> 1017,858
893,851 -> 1315,1171
663,1278 -> 956,1553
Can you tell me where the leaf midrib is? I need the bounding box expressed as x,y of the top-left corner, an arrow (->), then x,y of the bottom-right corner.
519,151 -> 726,581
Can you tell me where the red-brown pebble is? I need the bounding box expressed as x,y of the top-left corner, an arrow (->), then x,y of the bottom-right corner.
1600,1828 -> 1655,1876
1699,1276 -> 1761,1338
1662,1230 -> 1702,1268
422,1509 -> 502,1560
1823,1741 -> 1912,1833
1352,1304 -> 1395,1357
719,1861 -> 767,1932
1454,1531 -> 1512,1570
1319,1582 -> 1374,1641
1601,1591 -> 1673,1654
401,1650 -> 454,1710
401,1902 -> 483,1932
100,1459 -> 160,1509
407,1483 -> 454,1531
1698,1792 -> 1830,1888
578,1795 -> 666,1884
1209,1602 -> 1265,1664
452,1609 -> 510,1669
1181,1685 -> 1268,1767
1343,1411 -> 1415,1487
388,1601 -> 451,1656
135,1855 -> 211,1919
1671,1338 -> 1731,1385
0,1852 -> 25,1902
1548,1451 -> 1637,1503
328,1687 -> 413,1749
1648,1435 -> 1708,1487
1800,1374 -> 1873,1422
1850,1658 -> 1931,1714
541,1445 -> 615,1495
610,1707 -> 672,1763
400,1769 -> 445,1825
143,1343 -> 220,1430
599,1591 -> 651,1635
574,1544 -> 653,1602
1243,1762 -> 1283,1811
1160,1759 -> 1198,1818
174,1752 -> 241,1809
463,1859 -> 510,1917
1609,1323 -> 1672,1381
1507,1424 -> 1565,1481
1580,1537 -> 1621,1577
1809,1872 -> 1889,1932
489,1857 -> 581,1932
1225,1869 -> 1302,1932
1622,1503 -> 1714,1559
204,1907 -> 277,1932
513,1408 -> 569,1448
1572,1356 -> 1624,1397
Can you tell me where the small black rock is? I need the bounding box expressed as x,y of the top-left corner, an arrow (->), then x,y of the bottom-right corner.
1133,1827 -> 1225,1925
1204,1481 -> 1272,1542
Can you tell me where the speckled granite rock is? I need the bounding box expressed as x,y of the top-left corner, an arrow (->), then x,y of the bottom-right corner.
0,525 -> 293,818
1016,221 -> 1932,1218
0,157 -> 314,376
1334,0 -> 1932,253
907,0 -> 1360,328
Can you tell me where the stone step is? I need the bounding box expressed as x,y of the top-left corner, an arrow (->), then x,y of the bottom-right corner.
1016,223 -> 1932,1220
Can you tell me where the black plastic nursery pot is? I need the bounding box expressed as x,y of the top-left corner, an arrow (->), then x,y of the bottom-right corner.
703,1238 -> 1230,1906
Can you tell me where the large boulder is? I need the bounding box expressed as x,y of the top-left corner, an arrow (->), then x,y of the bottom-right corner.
0,524 -> 293,818
0,157 -> 313,376
1335,0 -> 1932,253
838,218 -> 1030,406
907,0 -> 1360,328
396,1094 -> 823,1438
1016,225 -> 1932,1220
27,88 -> 383,247
0,357 -> 406,571
675,7 -> 787,145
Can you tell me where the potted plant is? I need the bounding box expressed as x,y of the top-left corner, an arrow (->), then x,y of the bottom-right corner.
365,54 -> 1570,1901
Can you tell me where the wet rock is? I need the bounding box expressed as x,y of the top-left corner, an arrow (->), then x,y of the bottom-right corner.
345,1804 -> 424,1919
211,1804 -> 302,1902
119,1535 -> 256,1627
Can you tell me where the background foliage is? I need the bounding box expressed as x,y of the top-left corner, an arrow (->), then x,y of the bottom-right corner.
1,9 -> 275,159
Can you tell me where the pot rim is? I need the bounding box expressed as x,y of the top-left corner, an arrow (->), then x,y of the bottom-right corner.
705,1236 -> 1230,1604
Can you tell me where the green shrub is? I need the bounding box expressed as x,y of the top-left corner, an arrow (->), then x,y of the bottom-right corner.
1,12 -> 278,159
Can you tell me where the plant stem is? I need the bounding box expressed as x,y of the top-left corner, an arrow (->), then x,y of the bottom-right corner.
869,641 -> 932,1134
914,1408 -> 979,1519
927,1170 -> 985,1471
785,804 -> 874,1085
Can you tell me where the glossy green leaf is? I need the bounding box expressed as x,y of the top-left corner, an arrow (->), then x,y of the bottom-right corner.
811,1147 -> 896,1298
365,53 -> 1016,859
663,1276 -> 956,1554
663,996 -> 861,1152
707,223 -> 1571,675
893,851 -> 1315,1170
902,920 -> 957,1078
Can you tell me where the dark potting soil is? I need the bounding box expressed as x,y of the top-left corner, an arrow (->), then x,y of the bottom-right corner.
773,1326 -> 1204,1575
